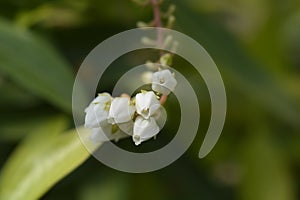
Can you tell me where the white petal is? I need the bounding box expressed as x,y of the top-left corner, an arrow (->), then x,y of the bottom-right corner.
152,69 -> 177,95
84,104 -> 108,128
133,116 -> 160,145
92,93 -> 112,104
90,127 -> 112,143
141,71 -> 153,84
114,120 -> 134,135
152,106 -> 167,130
136,91 -> 160,119
108,97 -> 135,124
84,93 -> 112,128
90,125 -> 130,143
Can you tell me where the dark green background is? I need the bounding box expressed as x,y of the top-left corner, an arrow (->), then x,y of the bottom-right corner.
0,0 -> 300,199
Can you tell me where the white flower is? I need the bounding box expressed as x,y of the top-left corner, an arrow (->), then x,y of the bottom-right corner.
106,97 -> 135,135
107,97 -> 135,124
152,106 -> 167,130
132,116 -> 160,145
136,91 -> 160,119
152,69 -> 177,95
141,71 -> 153,84
84,93 -> 112,128
90,124 -> 129,143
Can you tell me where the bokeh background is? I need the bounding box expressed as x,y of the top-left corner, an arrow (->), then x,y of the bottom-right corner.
0,0 -> 300,199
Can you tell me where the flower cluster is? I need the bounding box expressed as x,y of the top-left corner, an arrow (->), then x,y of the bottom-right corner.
84,69 -> 177,145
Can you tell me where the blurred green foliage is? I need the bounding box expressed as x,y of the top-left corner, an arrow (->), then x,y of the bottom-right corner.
0,0 -> 299,200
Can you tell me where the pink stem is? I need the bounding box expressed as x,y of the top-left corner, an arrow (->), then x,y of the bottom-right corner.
150,0 -> 163,48
160,94 -> 168,105
150,0 -> 168,105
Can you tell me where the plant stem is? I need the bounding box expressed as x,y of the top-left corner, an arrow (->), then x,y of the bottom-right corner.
160,94 -> 168,105
150,0 -> 163,47
151,0 -> 169,103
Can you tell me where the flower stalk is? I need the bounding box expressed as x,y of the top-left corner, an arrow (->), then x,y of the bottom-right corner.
85,0 -> 178,146
150,0 -> 163,46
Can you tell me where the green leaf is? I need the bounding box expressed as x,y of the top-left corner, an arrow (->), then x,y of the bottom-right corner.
0,18 -> 73,113
0,80 -> 39,109
0,117 -> 97,200
0,112 -> 52,142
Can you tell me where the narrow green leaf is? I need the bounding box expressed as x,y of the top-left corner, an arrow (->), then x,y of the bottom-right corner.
0,80 -> 39,109
0,18 -> 73,112
0,117 -> 97,200
0,113 -> 50,142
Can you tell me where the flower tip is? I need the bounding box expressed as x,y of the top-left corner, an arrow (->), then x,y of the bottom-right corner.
120,93 -> 131,98
133,135 -> 141,145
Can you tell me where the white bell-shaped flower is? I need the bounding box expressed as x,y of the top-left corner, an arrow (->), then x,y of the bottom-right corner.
132,116 -> 160,145
152,69 -> 177,95
107,97 -> 135,124
84,93 -> 112,128
141,71 -> 153,84
136,91 -> 160,119
90,123 -> 129,143
106,97 -> 135,135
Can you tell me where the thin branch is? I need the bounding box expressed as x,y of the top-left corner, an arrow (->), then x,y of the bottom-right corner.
150,0 -> 163,47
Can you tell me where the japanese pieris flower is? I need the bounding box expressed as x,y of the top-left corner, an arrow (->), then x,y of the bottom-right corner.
85,94 -> 133,143
85,89 -> 168,145
133,116 -> 160,145
136,91 -> 160,119
84,93 -> 112,128
90,124 -> 129,143
107,97 -> 135,135
141,71 -> 153,84
152,69 -> 177,95
107,97 -> 135,124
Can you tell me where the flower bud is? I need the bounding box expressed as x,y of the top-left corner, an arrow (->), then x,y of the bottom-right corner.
159,53 -> 173,67
136,91 -> 160,119
152,69 -> 177,95
90,124 -> 129,143
107,97 -> 135,124
133,116 -> 160,145
84,93 -> 112,128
